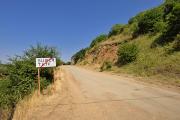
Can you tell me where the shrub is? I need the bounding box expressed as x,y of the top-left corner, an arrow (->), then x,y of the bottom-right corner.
108,24 -> 124,37
72,48 -> 87,64
173,34 -> 180,51
153,21 -> 167,33
90,34 -> 107,48
128,12 -> 145,24
163,3 -> 180,41
129,22 -> 138,34
152,2 -> 180,46
133,7 -> 164,35
0,64 -> 8,78
117,43 -> 139,65
0,44 -> 61,119
65,62 -> 71,65
100,61 -> 112,71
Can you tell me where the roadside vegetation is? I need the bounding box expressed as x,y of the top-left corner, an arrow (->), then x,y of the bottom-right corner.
71,48 -> 88,64
0,44 -> 61,120
72,0 -> 180,86
100,61 -> 112,72
117,43 -> 139,65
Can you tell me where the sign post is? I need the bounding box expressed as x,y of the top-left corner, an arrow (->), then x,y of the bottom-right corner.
36,58 -> 56,95
38,68 -> 40,95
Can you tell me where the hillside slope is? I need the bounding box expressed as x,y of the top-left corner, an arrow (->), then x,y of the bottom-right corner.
72,0 -> 180,86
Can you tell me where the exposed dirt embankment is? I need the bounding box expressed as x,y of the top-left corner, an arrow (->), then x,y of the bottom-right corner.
85,43 -> 118,65
79,34 -> 132,67
77,34 -> 180,88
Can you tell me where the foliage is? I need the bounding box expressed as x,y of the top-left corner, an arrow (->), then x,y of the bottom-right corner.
128,12 -> 145,24
153,21 -> 167,33
0,44 -> 61,119
0,64 -> 8,78
151,1 -> 180,46
65,62 -> 71,65
108,24 -> 124,37
133,7 -> 164,36
100,61 -> 112,71
173,34 -> 180,51
90,34 -> 107,48
117,43 -> 139,65
163,3 -> 180,42
72,48 -> 87,64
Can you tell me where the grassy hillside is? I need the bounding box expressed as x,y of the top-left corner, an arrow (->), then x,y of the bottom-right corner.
72,0 -> 180,85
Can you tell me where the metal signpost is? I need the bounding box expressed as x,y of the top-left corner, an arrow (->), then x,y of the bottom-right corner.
36,58 -> 56,95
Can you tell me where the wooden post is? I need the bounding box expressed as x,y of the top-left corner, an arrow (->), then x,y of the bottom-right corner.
38,68 -> 41,95
53,68 -> 56,93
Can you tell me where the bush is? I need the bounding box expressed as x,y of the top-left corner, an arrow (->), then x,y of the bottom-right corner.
128,12 -> 145,24
153,21 -> 167,33
117,43 -> 139,65
65,62 -> 71,65
0,64 -> 8,78
152,2 -> 180,46
72,48 -> 88,64
100,61 -> 112,71
134,8 -> 164,35
162,3 -> 180,42
108,24 -> 124,37
173,34 -> 180,51
90,34 -> 107,48
0,44 -> 61,119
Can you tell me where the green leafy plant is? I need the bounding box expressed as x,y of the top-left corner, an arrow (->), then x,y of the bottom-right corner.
100,61 -> 112,71
173,34 -> 180,51
108,24 -> 124,37
0,64 -> 8,78
163,3 -> 180,41
72,48 -> 87,64
0,43 -> 61,120
152,2 -> 180,46
90,34 -> 107,48
117,43 -> 139,65
133,7 -> 164,35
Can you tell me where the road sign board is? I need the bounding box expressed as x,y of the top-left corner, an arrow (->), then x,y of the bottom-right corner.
36,58 -> 56,68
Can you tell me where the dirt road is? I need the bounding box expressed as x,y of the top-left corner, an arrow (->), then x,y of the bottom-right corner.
29,66 -> 180,120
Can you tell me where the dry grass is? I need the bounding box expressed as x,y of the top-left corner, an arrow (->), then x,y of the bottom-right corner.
100,34 -> 131,46
13,91 -> 43,120
13,67 -> 62,120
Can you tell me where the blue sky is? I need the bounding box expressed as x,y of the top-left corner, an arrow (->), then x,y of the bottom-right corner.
0,0 -> 163,62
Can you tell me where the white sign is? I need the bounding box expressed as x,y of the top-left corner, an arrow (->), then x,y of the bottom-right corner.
36,58 -> 56,68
